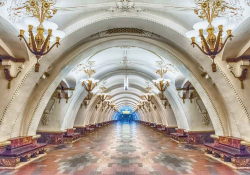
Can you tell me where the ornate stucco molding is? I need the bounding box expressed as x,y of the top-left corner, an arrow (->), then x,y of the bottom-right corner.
226,55 -> 250,89
41,98 -> 57,126
0,55 -> 25,89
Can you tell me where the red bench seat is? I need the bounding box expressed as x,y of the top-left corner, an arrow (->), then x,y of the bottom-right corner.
170,129 -> 187,143
0,136 -> 47,168
204,136 -> 250,168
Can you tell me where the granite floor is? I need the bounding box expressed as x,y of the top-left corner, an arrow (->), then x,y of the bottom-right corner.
1,122 -> 250,175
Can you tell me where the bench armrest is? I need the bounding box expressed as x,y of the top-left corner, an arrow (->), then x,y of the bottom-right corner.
210,135 -> 219,139
241,141 -> 250,147
0,141 -> 11,147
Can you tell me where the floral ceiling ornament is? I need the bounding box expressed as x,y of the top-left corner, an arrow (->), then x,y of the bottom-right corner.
120,50 -> 131,66
8,0 -> 57,22
194,0 -> 243,22
107,0 -> 146,12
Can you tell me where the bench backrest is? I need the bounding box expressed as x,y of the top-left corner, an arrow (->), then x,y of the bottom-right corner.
66,129 -> 74,135
9,136 -> 33,149
218,136 -> 244,150
177,129 -> 185,135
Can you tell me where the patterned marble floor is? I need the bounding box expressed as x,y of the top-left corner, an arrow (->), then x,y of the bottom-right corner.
1,122 -> 250,175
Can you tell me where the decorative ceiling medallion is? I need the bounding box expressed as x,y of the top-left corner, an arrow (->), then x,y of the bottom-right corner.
120,50 -> 131,66
107,0 -> 146,12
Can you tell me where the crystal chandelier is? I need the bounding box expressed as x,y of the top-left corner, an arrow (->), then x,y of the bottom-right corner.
98,86 -> 110,104
186,0 -> 242,72
153,66 -> 171,94
81,66 -> 99,98
12,0 -> 65,72
0,0 -> 6,7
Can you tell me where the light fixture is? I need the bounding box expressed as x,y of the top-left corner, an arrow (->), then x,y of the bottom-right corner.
122,111 -> 130,114
81,66 -> 99,99
186,0 -> 242,72
141,85 -> 154,102
0,0 -> 6,6
12,0 -> 65,72
124,76 -> 129,90
98,86 -> 110,104
153,66 -> 171,95
246,0 -> 250,6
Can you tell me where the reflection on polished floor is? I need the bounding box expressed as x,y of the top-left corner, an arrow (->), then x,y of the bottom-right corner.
2,122 -> 250,175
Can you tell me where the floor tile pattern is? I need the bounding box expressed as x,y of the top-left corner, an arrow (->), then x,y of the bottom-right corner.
1,122 -> 250,175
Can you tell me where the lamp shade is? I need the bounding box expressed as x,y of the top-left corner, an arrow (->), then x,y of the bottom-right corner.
43,21 -> 58,30
23,17 -> 40,27
224,22 -> 237,31
212,17 -> 229,27
186,30 -> 199,38
193,21 -> 209,30
53,30 -> 66,38
15,22 -> 28,31
50,36 -> 56,42
80,79 -> 87,82
163,79 -> 171,83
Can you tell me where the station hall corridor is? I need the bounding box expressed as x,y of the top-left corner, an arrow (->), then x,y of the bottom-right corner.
1,122 -> 249,175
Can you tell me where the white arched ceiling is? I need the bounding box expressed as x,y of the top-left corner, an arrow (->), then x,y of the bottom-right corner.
0,0 -> 249,143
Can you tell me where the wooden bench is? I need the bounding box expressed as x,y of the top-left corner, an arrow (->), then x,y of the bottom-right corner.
204,136 -> 250,168
86,125 -> 95,132
0,136 -> 47,168
156,125 -> 166,131
170,129 -> 187,143
150,123 -> 156,128
165,127 -> 177,136
63,129 -> 81,143
96,123 -> 102,128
